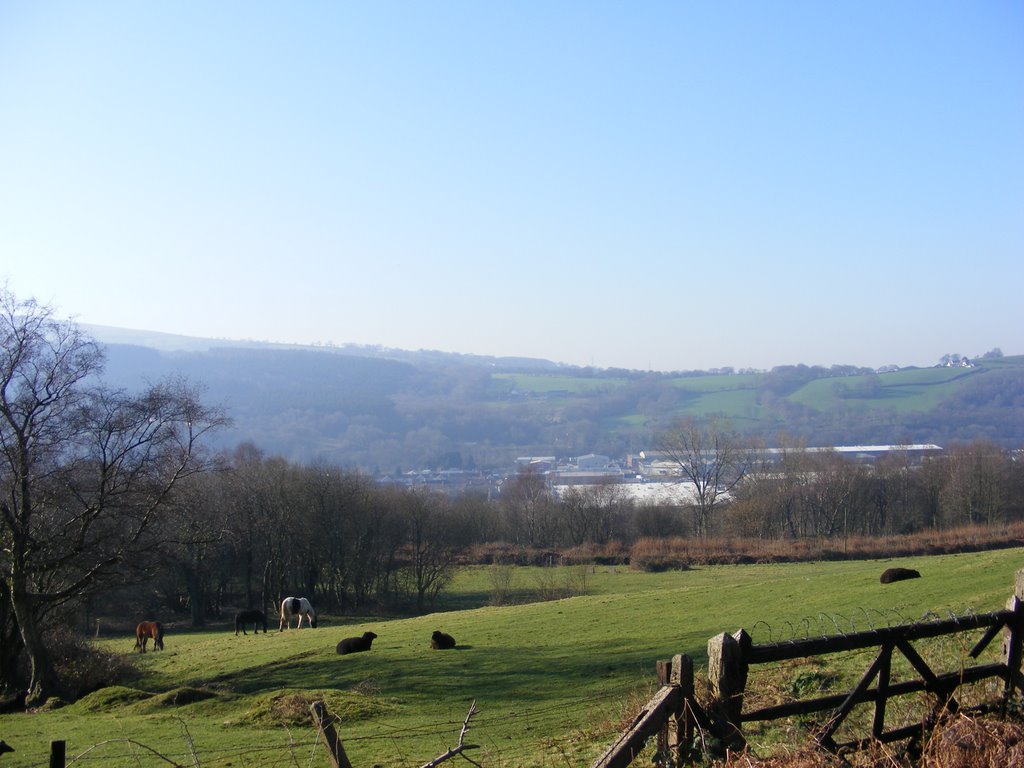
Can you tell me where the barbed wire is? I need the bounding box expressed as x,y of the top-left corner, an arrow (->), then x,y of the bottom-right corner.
749,605 -> 993,643
12,683 -> 632,767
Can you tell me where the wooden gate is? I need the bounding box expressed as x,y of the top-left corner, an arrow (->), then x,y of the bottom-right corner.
592,569 -> 1024,766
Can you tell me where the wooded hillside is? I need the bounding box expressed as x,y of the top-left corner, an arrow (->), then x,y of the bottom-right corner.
95,337 -> 1024,469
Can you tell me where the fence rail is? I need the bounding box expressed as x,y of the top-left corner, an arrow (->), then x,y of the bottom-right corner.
591,569 -> 1024,767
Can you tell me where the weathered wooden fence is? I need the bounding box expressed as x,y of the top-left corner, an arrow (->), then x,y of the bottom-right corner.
592,569 -> 1024,767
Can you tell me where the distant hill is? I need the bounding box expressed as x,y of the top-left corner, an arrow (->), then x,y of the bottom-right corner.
85,326 -> 1024,470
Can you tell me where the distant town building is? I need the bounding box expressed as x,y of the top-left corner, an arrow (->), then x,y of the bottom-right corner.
550,454 -> 624,485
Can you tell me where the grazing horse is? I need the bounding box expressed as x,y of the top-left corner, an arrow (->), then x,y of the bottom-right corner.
279,596 -> 317,630
134,621 -> 165,652
234,609 -> 267,635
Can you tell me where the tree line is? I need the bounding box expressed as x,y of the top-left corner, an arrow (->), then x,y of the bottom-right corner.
79,435 -> 1024,641
729,438 -> 1024,539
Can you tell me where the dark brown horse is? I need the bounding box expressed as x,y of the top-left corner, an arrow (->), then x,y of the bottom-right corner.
134,620 -> 165,652
234,609 -> 267,635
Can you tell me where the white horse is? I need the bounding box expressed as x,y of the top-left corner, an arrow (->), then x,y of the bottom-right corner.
279,596 -> 317,630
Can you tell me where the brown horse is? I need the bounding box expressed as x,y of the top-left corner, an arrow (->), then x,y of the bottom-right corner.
134,620 -> 165,652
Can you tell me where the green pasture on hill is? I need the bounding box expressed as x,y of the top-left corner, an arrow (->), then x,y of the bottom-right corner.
3,549 -> 1023,767
490,372 -> 630,395
671,388 -> 765,421
788,365 -> 984,413
667,373 -> 766,392
487,365 -> 990,427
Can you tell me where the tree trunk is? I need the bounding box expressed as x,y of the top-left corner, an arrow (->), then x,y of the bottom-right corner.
185,569 -> 206,627
417,585 -> 427,613
262,558 -> 274,619
244,544 -> 254,609
0,581 -> 25,694
9,576 -> 59,706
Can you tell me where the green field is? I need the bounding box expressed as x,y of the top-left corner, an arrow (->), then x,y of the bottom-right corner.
2,549 -> 1022,767
491,373 -> 631,395
667,373 -> 767,392
789,367 -> 982,413
671,388 -> 765,420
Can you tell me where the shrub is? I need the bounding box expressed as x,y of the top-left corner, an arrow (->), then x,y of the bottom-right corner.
629,537 -> 691,571
631,554 -> 690,572
487,563 -> 517,605
561,540 -> 630,565
48,626 -> 138,702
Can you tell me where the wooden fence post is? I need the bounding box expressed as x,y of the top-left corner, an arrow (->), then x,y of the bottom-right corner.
669,654 -> 694,764
311,700 -> 354,768
655,654 -> 696,764
1002,570 -> 1024,708
708,629 -> 749,749
656,659 -> 672,758
48,740 -> 65,768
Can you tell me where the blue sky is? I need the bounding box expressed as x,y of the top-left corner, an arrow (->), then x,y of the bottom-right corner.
1,2 -> 1021,372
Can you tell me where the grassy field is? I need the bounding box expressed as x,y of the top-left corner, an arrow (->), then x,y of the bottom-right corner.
2,549 -> 1023,767
667,373 -> 767,392
490,373 -> 631,395
789,367 -> 981,413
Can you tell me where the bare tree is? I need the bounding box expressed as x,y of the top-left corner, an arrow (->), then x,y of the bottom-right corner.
158,473 -> 233,627
655,417 -> 751,538
560,480 -> 629,545
399,490 -> 465,612
500,468 -> 555,547
798,450 -> 863,540
0,288 -> 226,704
939,441 -> 1013,527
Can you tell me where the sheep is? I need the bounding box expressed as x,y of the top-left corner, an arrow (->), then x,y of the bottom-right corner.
336,631 -> 378,655
880,567 -> 921,584
431,630 -> 457,650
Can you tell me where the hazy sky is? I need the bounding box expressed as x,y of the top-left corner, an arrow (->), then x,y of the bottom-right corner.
2,3 -> 1021,372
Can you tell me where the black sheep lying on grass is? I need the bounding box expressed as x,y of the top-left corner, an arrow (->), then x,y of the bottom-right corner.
431,630 -> 456,650
880,567 -> 921,584
336,631 -> 378,655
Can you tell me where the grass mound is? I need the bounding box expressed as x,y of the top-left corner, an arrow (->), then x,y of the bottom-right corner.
236,688 -> 399,728
135,686 -> 219,711
68,685 -> 153,712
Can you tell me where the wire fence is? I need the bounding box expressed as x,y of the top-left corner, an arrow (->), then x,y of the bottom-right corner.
14,681 -> 636,768
748,606 -> 990,643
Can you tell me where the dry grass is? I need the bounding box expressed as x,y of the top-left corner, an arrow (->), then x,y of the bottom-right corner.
922,713 -> 1024,767
461,523 -> 1024,571
715,713 -> 1024,767
628,522 -> 1024,570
